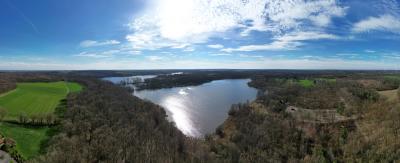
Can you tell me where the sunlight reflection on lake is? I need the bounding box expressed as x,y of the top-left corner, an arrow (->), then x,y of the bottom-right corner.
161,95 -> 201,136
133,79 -> 257,137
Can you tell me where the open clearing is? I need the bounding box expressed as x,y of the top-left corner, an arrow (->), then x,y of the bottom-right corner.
0,81 -> 82,120
299,79 -> 314,88
0,122 -> 50,160
0,81 -> 81,160
379,89 -> 399,103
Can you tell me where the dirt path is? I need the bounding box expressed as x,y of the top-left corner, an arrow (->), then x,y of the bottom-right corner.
286,106 -> 357,124
63,81 -> 70,94
0,89 -> 18,98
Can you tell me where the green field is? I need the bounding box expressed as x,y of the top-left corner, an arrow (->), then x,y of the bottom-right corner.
299,79 -> 314,88
384,75 -> 400,80
0,81 -> 81,160
0,122 -> 50,159
297,78 -> 336,88
0,81 -> 82,120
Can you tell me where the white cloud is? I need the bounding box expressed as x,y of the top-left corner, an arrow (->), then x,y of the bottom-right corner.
80,40 -> 120,47
382,53 -> 400,60
239,54 -> 264,58
207,44 -> 224,49
127,0 -> 346,50
74,48 -> 143,58
171,43 -> 190,49
124,50 -> 142,55
277,31 -> 339,41
265,0 -> 346,29
146,56 -> 163,61
352,14 -> 400,33
74,50 -> 121,58
365,50 -> 376,53
222,31 -> 338,52
336,53 -> 358,56
209,53 -> 231,56
182,46 -> 195,52
74,52 -> 113,58
222,41 -> 301,52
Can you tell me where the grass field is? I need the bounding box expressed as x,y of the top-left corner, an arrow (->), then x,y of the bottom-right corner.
384,75 -> 400,80
297,78 -> 336,88
0,81 -> 81,160
299,79 -> 314,88
0,81 -> 82,120
0,122 -> 50,160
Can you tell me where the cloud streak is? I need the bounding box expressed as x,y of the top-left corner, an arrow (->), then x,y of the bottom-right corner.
5,0 -> 39,34
80,40 -> 120,47
222,31 -> 339,52
352,14 -> 400,33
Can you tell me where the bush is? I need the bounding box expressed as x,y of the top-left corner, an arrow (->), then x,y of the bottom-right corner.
349,87 -> 379,101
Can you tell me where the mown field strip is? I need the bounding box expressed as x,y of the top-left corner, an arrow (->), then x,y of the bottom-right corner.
0,81 -> 82,160
0,81 -> 81,120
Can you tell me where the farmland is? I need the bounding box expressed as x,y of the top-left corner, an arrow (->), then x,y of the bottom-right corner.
0,81 -> 82,160
298,79 -> 314,87
0,81 -> 81,120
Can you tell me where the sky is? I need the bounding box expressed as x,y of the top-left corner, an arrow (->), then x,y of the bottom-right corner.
0,0 -> 400,70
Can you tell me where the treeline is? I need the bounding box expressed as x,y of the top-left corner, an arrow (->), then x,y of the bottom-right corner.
136,70 -> 346,90
0,72 -> 63,94
137,71 -> 254,90
16,113 -> 58,126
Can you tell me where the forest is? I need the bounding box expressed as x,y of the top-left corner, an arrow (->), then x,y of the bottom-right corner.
0,70 -> 399,162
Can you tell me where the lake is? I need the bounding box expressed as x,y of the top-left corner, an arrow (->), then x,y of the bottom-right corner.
104,77 -> 257,137
103,75 -> 157,84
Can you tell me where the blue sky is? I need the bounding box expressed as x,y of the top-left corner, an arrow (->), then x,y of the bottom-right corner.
0,0 -> 400,70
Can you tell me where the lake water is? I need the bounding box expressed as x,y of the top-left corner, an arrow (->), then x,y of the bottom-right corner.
103,75 -> 157,84
104,77 -> 257,137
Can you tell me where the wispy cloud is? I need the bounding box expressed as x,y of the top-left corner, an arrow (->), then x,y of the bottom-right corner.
74,48 -> 142,58
336,53 -> 359,56
124,50 -> 142,56
74,52 -> 113,58
183,46 -> 195,52
382,53 -> 400,60
238,54 -> 263,58
80,40 -> 120,47
222,41 -> 300,52
352,14 -> 400,33
127,0 -> 346,51
207,44 -> 224,49
146,56 -> 163,61
209,53 -> 231,56
222,31 -> 339,52
365,50 -> 376,53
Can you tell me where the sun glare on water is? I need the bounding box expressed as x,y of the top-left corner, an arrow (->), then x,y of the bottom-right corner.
161,91 -> 200,137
